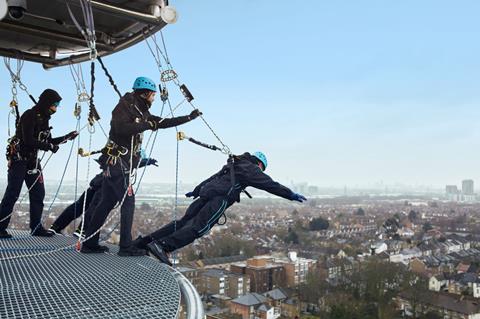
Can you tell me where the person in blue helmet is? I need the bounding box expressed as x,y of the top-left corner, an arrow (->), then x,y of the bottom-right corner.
81,77 -> 201,256
133,151 -> 307,265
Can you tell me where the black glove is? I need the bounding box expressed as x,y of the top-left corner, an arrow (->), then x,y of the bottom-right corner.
49,143 -> 60,153
291,193 -> 307,203
146,158 -> 158,167
188,109 -> 202,120
65,131 -> 79,141
139,158 -> 158,168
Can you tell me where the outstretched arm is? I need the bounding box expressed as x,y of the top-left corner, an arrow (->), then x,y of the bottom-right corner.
50,131 -> 78,145
247,167 -> 297,200
153,109 -> 202,129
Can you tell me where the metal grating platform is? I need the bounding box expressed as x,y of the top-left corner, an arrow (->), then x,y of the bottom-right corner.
0,230 -> 181,319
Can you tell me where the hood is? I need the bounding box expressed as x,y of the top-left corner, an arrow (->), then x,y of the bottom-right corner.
34,89 -> 62,116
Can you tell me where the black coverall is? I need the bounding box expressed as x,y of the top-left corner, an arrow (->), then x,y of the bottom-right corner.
51,173 -> 103,232
52,158 -> 155,232
83,92 -> 193,249
149,153 -> 296,252
0,89 -> 67,233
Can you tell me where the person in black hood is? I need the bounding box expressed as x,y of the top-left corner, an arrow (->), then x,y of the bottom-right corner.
132,151 -> 307,266
81,76 -> 201,256
0,89 -> 78,238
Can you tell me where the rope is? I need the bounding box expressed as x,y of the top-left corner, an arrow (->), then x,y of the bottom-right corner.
67,62 -> 89,231
77,124 -> 94,248
97,57 -> 122,99
68,63 -> 89,102
4,57 -> 35,136
88,61 -> 100,124
132,100 -> 166,195
65,0 -> 97,59
3,57 -> 36,104
73,118 -> 81,231
166,94 -> 179,269
30,125 -> 77,235
144,31 -> 231,155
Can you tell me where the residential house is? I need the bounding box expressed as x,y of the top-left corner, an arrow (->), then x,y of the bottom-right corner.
396,291 -> 480,318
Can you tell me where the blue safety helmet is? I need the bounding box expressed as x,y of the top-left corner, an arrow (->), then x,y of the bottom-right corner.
253,151 -> 268,170
132,77 -> 157,92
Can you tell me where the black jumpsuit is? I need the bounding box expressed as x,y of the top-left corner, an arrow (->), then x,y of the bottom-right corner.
83,92 -> 193,250
50,173 -> 103,232
148,153 -> 296,252
51,158 -> 156,233
0,89 -> 67,235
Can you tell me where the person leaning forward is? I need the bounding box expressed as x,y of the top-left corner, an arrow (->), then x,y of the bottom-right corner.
133,151 -> 307,266
81,76 -> 201,256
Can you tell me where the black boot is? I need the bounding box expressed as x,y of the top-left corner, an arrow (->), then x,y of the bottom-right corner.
118,246 -> 147,257
146,242 -> 172,266
0,230 -> 12,239
73,227 -> 85,239
132,235 -> 151,250
48,224 -> 62,235
32,227 -> 55,237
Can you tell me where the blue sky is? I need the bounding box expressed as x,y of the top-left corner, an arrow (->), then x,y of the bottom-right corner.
1,1 -> 480,189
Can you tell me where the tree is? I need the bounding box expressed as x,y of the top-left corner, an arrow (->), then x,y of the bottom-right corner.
401,272 -> 428,319
355,208 -> 365,216
298,271 -> 326,305
422,222 -> 433,232
285,229 -> 300,244
329,304 -> 357,319
229,222 -> 243,235
309,217 -> 329,231
140,202 -> 152,212
383,217 -> 400,236
202,234 -> 255,258
408,210 -> 418,222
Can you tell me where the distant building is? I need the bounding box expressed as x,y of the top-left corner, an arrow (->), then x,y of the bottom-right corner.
445,185 -> 458,195
273,252 -> 316,287
370,241 -> 388,255
292,183 -> 308,194
229,288 -> 287,319
445,185 -> 460,202
199,268 -> 250,299
231,258 -> 285,293
230,293 -> 269,319
396,291 -> 480,317
462,179 -> 474,195
177,266 -> 200,288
